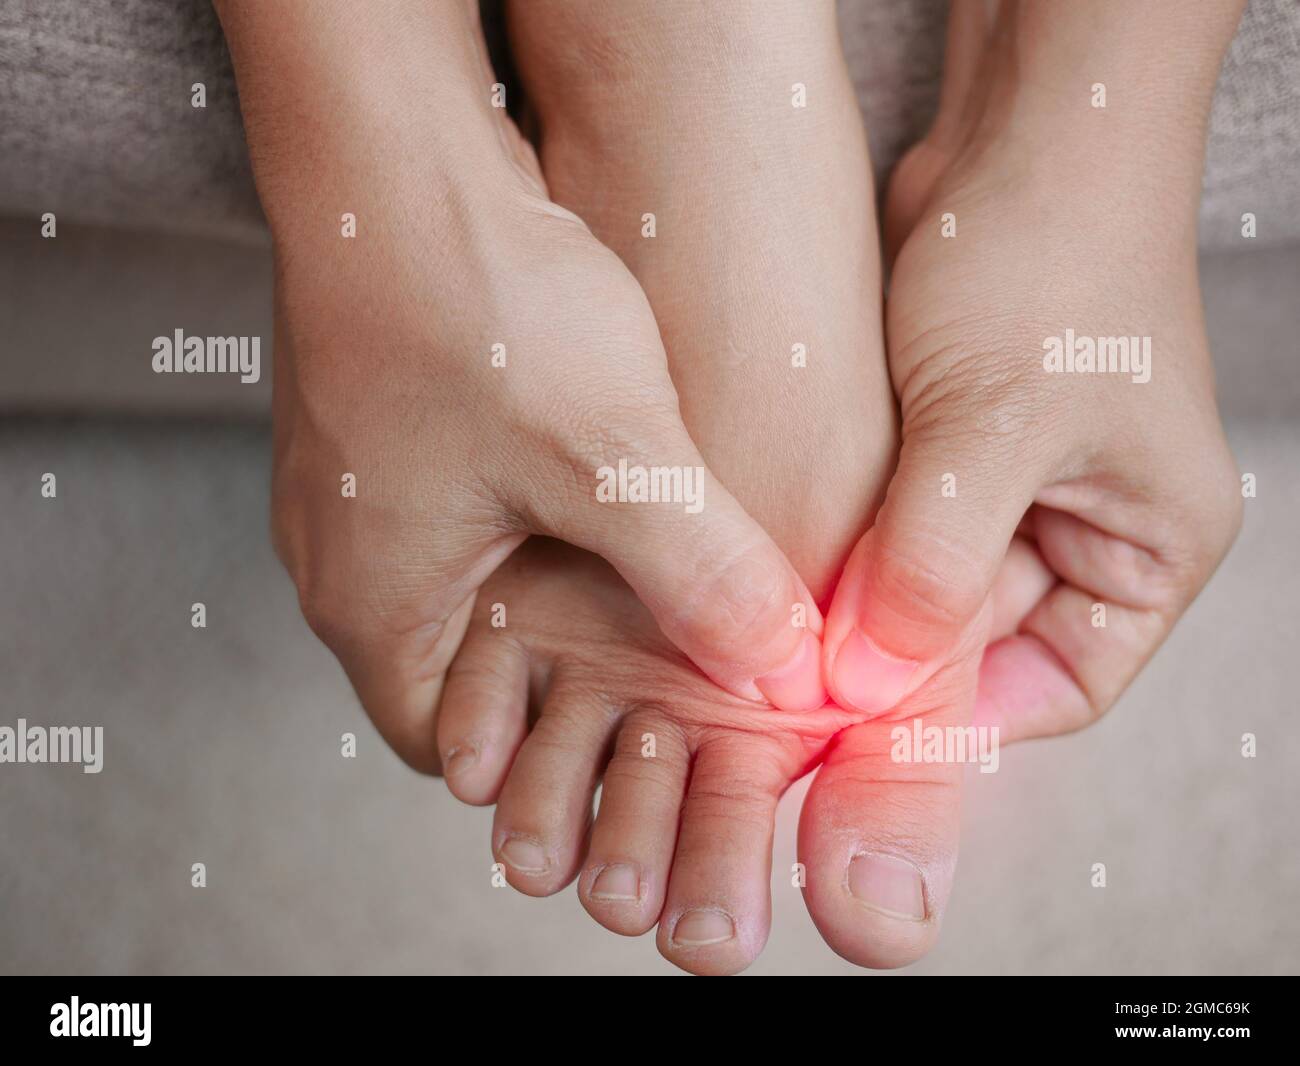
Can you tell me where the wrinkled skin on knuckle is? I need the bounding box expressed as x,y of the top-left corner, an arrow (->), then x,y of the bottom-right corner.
1103,427 -> 1244,604
1189,444 -> 1246,568
602,712 -> 687,794
872,535 -> 986,632
899,330 -> 1071,457
279,475 -> 473,659
294,572 -> 363,656
691,545 -> 792,651
525,698 -> 619,761
1159,452 -> 1245,600
521,388 -> 686,529
682,732 -> 798,816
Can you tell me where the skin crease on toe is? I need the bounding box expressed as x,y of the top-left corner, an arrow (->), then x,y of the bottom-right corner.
449,542 -> 867,973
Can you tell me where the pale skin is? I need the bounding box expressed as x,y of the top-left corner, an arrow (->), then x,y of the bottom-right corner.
442,0 -> 899,975
215,0 -> 1245,973
215,0 -> 831,748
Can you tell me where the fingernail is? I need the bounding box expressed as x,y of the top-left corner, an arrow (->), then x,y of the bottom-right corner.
847,852 -> 926,920
755,633 -> 827,711
831,630 -> 916,714
443,744 -> 478,777
500,837 -> 549,874
672,909 -> 735,946
589,863 -> 640,901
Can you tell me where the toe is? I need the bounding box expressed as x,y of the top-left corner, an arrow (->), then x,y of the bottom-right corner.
578,708 -> 690,936
655,732 -> 792,976
491,681 -> 617,897
436,629 -> 530,805
798,677 -> 972,969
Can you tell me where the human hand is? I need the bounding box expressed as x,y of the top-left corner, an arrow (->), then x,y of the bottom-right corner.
468,0 -> 971,974
217,0 -> 829,775
823,0 -> 1244,739
803,0 -> 1246,967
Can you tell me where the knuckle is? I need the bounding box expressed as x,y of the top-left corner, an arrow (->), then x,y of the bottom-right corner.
295,580 -> 361,652
694,732 -> 786,791
825,725 -> 966,795
681,780 -> 774,829
897,328 -> 1071,470
901,326 -> 1052,422
872,538 -> 984,631
1200,455 -> 1246,560
615,703 -> 684,756
1162,449 -> 1245,585
680,744 -> 784,827
522,392 -> 685,527
291,551 -> 395,656
697,545 -> 790,642
601,751 -> 680,804
558,400 -> 680,482
524,710 -> 605,761
603,709 -> 685,788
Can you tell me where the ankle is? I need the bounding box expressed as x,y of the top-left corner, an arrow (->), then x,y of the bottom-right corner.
509,1 -> 845,140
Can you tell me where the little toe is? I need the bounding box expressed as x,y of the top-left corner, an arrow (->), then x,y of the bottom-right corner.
436,629 -> 530,806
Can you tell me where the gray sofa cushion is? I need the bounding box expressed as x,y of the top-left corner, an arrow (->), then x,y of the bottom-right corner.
2,0 -> 1297,248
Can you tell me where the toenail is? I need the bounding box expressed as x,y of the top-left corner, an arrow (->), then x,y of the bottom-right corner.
443,744 -> 479,776
500,837 -> 549,873
672,909 -> 735,947
847,852 -> 926,921
589,863 -> 640,901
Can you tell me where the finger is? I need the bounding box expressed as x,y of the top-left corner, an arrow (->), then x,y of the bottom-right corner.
822,418 -> 1048,717
988,532 -> 1056,642
975,507 -> 1204,743
975,594 -> 1167,743
533,423 -> 827,713
283,494 -> 524,774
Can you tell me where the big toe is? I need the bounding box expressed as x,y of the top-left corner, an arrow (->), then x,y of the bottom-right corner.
797,713 -> 966,969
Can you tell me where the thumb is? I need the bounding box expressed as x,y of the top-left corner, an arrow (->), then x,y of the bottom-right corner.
539,448 -> 827,713
823,424 -> 1043,716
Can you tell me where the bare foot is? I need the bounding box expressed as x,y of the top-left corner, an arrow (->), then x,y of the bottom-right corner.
438,1 -> 958,973
438,541 -> 863,975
